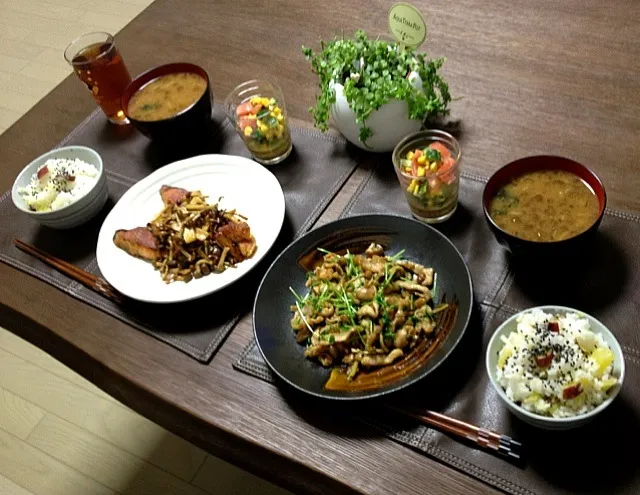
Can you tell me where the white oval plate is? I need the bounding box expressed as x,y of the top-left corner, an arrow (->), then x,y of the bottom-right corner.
96,154 -> 285,303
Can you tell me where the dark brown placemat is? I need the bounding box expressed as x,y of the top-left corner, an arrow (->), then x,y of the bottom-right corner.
0,106 -> 359,362
234,163 -> 640,495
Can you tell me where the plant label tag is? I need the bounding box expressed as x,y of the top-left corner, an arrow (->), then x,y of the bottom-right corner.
388,2 -> 427,49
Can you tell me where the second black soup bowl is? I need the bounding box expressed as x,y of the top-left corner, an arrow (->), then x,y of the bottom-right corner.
482,155 -> 607,257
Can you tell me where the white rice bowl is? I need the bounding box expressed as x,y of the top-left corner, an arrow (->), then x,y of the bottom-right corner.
18,157 -> 99,212
493,308 -> 622,420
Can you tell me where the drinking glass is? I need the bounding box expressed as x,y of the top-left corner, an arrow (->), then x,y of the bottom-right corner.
223,80 -> 293,165
392,130 -> 462,223
64,32 -> 132,125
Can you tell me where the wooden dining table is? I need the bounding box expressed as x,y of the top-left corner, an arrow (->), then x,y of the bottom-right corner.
0,1 -> 638,493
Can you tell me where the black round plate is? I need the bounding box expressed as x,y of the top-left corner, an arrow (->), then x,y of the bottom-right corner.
253,214 -> 473,400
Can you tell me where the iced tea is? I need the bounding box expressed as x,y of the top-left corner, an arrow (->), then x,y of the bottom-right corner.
64,33 -> 132,125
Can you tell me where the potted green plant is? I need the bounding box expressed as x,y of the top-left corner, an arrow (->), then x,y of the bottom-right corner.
302,30 -> 451,152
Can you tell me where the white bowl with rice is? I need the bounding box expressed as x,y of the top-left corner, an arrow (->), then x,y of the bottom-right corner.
11,146 -> 108,229
486,306 -> 624,430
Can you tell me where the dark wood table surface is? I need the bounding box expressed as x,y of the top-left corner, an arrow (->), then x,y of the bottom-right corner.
1,1 -> 638,494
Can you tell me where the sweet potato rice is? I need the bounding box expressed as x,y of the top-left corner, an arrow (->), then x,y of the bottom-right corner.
497,309 -> 619,417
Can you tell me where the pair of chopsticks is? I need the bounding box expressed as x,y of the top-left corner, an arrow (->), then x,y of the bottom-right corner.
14,239 -> 124,304
388,406 -> 523,460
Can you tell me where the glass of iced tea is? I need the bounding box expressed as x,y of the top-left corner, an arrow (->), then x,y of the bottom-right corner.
64,32 -> 132,125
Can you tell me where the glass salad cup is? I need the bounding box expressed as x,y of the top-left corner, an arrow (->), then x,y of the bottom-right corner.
392,130 -> 462,223
223,80 -> 293,165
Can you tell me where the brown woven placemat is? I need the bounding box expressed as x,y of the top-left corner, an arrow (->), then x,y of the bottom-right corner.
234,163 -> 640,495
0,106 -> 359,362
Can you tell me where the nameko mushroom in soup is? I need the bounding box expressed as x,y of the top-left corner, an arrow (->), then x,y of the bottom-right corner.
488,170 -> 600,242
127,72 -> 207,121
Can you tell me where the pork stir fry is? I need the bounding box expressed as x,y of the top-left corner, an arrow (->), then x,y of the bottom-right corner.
113,186 -> 257,283
290,243 -> 447,380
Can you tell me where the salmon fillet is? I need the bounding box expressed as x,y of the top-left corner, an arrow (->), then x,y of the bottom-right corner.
214,221 -> 257,260
160,185 -> 189,205
113,227 -> 161,261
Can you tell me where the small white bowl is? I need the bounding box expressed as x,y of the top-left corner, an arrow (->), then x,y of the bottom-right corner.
486,305 -> 625,430
11,146 -> 108,229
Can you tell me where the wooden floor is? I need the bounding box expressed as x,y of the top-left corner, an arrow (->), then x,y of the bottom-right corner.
0,1 -> 291,493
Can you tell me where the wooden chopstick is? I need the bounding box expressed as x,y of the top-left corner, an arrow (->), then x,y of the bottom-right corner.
13,239 -> 124,304
388,406 -> 523,460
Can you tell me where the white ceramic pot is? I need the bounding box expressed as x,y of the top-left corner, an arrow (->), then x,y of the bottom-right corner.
330,72 -> 423,152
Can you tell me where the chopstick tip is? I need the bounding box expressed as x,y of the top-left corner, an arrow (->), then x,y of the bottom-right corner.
500,435 -> 524,461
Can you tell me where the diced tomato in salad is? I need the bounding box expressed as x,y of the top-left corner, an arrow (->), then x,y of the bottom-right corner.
236,101 -> 260,117
427,142 -> 451,160
428,177 -> 442,195
410,149 -> 422,176
400,142 -> 457,185
438,156 -> 457,184
238,116 -> 256,131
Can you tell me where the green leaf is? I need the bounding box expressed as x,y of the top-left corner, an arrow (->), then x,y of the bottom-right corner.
251,128 -> 266,142
358,125 -> 373,144
265,116 -> 278,128
425,148 -> 442,162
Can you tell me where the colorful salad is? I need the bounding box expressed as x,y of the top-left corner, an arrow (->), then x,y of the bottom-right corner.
398,142 -> 459,219
235,96 -> 290,158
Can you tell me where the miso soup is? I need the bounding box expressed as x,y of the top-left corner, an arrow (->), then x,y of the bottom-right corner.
128,72 -> 207,121
489,170 -> 600,242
